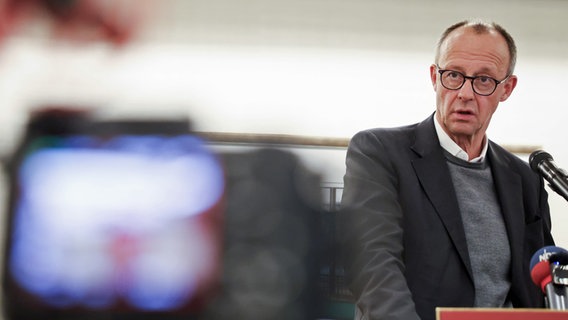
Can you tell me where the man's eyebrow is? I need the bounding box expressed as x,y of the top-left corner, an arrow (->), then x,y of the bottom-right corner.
444,65 -> 499,77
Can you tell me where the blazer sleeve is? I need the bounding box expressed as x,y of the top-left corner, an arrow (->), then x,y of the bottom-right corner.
339,130 -> 421,320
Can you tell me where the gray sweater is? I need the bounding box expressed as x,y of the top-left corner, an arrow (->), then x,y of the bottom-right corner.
445,152 -> 512,307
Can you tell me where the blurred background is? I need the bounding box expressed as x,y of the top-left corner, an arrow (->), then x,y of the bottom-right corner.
0,0 -> 567,318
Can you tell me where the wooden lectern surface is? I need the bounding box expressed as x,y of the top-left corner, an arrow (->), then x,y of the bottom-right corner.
436,308 -> 568,320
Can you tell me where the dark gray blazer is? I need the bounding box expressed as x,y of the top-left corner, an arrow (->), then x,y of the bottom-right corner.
339,114 -> 554,320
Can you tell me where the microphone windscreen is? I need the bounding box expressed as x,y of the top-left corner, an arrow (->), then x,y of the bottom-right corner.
530,260 -> 552,292
529,150 -> 552,172
530,246 -> 568,270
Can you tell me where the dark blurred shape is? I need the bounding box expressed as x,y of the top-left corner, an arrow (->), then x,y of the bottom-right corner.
0,0 -> 152,46
200,148 -> 324,320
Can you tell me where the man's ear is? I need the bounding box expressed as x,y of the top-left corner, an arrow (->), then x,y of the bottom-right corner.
430,64 -> 438,91
500,75 -> 518,102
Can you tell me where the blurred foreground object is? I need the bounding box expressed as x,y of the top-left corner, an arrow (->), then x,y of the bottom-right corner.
202,148 -> 324,320
0,0 -> 154,46
3,108 -> 226,319
3,108 -> 325,319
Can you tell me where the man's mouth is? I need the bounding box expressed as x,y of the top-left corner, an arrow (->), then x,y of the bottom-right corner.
456,109 -> 474,116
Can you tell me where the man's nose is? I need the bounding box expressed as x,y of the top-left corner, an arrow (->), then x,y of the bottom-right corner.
458,78 -> 475,99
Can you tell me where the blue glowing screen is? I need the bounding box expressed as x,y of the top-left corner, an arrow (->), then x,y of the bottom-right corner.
8,134 -> 225,312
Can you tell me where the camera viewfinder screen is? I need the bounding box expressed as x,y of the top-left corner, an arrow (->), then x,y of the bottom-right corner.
7,134 -> 225,314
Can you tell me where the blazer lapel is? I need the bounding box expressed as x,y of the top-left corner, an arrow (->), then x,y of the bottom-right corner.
410,115 -> 473,279
487,144 -> 524,283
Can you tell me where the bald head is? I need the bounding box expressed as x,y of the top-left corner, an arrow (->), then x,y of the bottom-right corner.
435,20 -> 517,75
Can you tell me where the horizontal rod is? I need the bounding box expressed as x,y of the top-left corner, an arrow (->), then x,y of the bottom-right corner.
196,131 -> 540,155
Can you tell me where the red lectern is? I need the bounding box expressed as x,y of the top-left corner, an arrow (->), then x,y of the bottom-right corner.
436,308 -> 568,320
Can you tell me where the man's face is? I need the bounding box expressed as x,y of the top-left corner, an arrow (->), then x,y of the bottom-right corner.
430,27 -> 517,142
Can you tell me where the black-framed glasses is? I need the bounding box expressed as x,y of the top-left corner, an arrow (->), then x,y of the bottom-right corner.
436,66 -> 510,96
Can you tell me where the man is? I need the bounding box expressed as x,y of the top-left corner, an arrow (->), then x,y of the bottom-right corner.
339,20 -> 555,320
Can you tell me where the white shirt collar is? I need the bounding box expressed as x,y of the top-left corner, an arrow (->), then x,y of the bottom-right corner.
433,113 -> 488,163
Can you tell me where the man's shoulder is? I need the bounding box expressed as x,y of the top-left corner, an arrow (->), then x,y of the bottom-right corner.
488,140 -> 533,172
349,115 -> 435,149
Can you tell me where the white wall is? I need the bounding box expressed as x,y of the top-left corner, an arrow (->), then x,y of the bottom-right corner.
0,1 -> 567,247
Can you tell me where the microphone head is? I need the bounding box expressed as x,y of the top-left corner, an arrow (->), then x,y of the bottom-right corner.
530,246 -> 568,270
529,150 -> 553,172
530,246 -> 568,293
531,260 -> 552,292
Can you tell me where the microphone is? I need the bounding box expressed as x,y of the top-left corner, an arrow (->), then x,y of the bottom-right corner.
530,246 -> 568,310
529,150 -> 568,202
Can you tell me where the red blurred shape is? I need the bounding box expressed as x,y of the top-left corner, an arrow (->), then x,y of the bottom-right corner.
530,259 -> 553,293
0,0 -> 154,46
